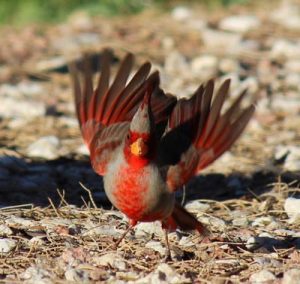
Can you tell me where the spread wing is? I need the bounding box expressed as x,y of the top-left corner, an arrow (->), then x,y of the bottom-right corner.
158,79 -> 255,191
70,50 -> 175,175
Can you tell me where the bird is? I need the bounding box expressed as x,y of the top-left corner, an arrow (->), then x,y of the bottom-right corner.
70,50 -> 255,259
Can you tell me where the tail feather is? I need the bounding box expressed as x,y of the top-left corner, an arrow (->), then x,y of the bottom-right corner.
164,203 -> 209,236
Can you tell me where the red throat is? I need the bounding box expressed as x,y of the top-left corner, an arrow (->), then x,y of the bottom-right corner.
124,131 -> 153,169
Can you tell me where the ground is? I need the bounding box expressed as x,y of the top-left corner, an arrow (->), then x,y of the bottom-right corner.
0,1 -> 300,283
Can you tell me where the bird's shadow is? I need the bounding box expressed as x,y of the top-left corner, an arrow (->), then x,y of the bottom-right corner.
0,155 -> 299,207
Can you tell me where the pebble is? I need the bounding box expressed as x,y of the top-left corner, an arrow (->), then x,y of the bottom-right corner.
285,59 -> 300,73
275,145 -> 300,171
0,97 -> 45,119
28,236 -> 45,247
198,216 -> 226,230
135,263 -> 189,284
249,270 -> 276,283
65,268 -> 89,283
171,6 -> 192,21
93,252 -> 126,270
76,144 -> 90,156
0,238 -> 17,253
83,224 -> 120,237
251,216 -> 275,227
219,58 -> 239,73
5,216 -> 37,228
0,224 -> 13,237
135,221 -> 164,238
190,55 -> 218,80
21,266 -> 54,284
270,39 -> 300,60
201,28 -> 241,52
285,73 -> 300,90
284,197 -> 300,224
145,240 -> 165,256
283,269 -> 300,284
271,2 -> 300,30
26,136 -> 60,160
164,51 -> 189,75
219,15 -> 260,33
184,200 -> 210,213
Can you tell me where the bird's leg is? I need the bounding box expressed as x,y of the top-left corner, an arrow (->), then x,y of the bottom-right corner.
181,185 -> 186,206
115,220 -> 136,248
164,229 -> 172,262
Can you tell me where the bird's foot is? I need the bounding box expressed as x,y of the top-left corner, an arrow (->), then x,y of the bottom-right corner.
163,250 -> 172,262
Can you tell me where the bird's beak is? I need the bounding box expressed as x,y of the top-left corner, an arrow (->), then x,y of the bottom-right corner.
130,138 -> 148,157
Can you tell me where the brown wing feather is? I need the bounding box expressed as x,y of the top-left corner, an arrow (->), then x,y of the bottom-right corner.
161,79 -> 254,191
70,50 -> 176,175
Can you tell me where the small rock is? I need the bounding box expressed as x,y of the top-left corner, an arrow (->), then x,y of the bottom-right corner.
0,238 -> 17,253
270,40 -> 300,60
0,224 -> 13,237
219,58 -> 239,73
201,28 -> 241,52
285,73 -> 300,90
6,216 -> 37,228
171,6 -> 192,21
283,269 -> 300,284
232,216 -> 249,227
76,144 -> 90,156
145,240 -> 165,256
178,236 -> 196,247
271,2 -> 300,30
284,197 -> 300,224
190,55 -> 218,80
26,136 -> 60,160
135,263 -> 189,284
0,97 -> 45,119
83,224 -> 120,237
164,51 -> 189,75
275,145 -> 300,171
184,200 -> 210,213
21,266 -> 54,284
28,237 -> 45,247
252,216 -> 275,227
65,268 -> 89,283
249,270 -> 276,283
93,252 -> 126,270
219,15 -> 260,33
135,221 -> 164,238
198,216 -> 226,230
285,59 -> 300,73
246,236 -> 262,250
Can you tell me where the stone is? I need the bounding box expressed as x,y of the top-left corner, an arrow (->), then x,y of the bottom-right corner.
190,55 -> 218,80
201,28 -> 242,52
249,270 -> 276,283
184,200 -> 210,213
219,58 -> 239,73
26,136 -> 60,160
93,252 -> 126,270
0,238 -> 17,253
219,15 -> 260,33
65,268 -> 89,283
135,221 -> 164,238
135,263 -> 189,283
275,145 -> 300,171
284,197 -> 300,224
283,269 -> 300,284
21,266 -> 54,284
171,6 -> 192,21
145,240 -> 165,256
270,40 -> 300,60
0,97 -> 45,119
0,224 -> 13,237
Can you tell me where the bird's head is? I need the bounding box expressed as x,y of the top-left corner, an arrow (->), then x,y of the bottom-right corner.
124,90 -> 156,166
